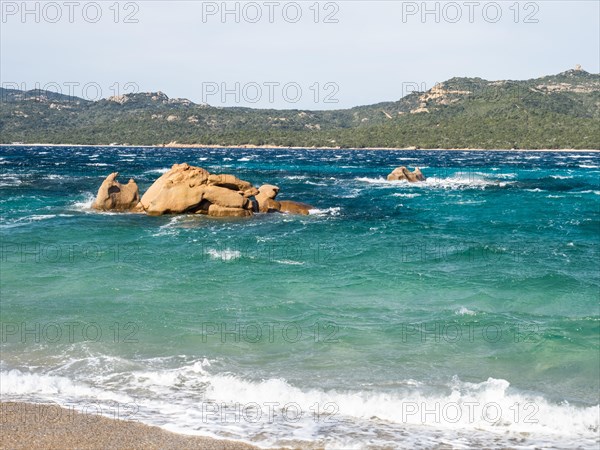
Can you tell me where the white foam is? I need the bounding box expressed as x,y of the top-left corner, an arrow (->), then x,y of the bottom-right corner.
0,174 -> 24,187
560,154 -> 593,159
424,175 -> 509,189
145,168 -> 170,175
309,207 -> 341,216
355,176 -> 390,185
192,374 -> 598,442
274,260 -> 304,266
494,173 -> 518,179
45,174 -> 67,180
356,175 -> 510,190
579,164 -> 599,169
392,193 -> 421,198
339,188 -> 361,199
150,216 -> 187,237
456,199 -> 486,205
0,369 -> 132,404
455,306 -> 476,316
69,193 -> 96,212
0,214 -> 65,229
29,214 -> 57,221
2,364 -> 598,449
206,248 -> 241,261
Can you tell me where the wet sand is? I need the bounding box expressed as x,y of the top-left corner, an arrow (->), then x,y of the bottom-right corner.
0,402 -> 261,450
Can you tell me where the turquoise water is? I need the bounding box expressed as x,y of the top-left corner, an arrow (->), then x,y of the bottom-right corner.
1,146 -> 599,449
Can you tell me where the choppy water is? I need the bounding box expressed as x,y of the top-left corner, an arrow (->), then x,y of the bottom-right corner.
1,146 -> 599,449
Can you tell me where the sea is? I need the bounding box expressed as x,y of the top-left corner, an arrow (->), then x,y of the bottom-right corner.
1,145 -> 599,449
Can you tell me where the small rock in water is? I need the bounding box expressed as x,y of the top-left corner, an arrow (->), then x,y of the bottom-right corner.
92,172 -> 142,212
387,166 -> 426,182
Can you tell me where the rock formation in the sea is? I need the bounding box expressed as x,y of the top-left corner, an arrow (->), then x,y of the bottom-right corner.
92,172 -> 142,212
140,163 -> 210,215
253,184 -> 313,215
387,166 -> 426,182
255,184 -> 281,213
94,163 -> 313,217
279,200 -> 313,215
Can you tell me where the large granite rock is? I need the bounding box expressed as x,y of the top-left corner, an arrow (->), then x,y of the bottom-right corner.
92,173 -> 141,212
243,187 -> 260,198
140,163 -> 210,215
207,174 -> 253,191
207,204 -> 253,218
387,166 -> 426,182
255,184 -> 280,212
202,185 -> 248,209
94,163 -> 315,218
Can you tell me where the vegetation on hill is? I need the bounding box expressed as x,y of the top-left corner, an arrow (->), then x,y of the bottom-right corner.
1,69 -> 598,149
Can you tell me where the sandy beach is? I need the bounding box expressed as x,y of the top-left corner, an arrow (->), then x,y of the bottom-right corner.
0,402 -> 261,450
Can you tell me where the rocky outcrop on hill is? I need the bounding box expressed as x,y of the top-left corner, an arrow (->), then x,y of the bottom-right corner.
93,163 -> 314,218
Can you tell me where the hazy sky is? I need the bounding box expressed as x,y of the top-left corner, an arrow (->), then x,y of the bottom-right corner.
1,1 -> 598,109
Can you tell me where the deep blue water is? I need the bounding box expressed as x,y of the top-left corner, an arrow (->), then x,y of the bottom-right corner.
1,146 -> 599,449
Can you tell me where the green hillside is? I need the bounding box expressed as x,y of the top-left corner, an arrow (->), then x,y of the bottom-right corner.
1,68 -> 598,149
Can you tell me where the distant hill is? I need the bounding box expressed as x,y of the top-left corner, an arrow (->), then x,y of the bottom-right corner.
1,68 -> 599,149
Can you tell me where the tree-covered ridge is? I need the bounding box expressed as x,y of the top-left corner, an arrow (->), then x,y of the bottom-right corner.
1,69 -> 598,149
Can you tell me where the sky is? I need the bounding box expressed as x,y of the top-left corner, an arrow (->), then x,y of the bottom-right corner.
1,0 -> 599,109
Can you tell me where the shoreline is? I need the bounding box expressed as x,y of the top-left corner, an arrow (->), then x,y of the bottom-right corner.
0,402 -> 262,450
1,143 -> 599,152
